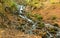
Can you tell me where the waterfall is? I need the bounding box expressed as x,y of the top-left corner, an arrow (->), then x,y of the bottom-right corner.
16,4 -> 60,37
16,4 -> 37,34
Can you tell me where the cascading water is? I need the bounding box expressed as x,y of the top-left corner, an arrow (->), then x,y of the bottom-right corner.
16,4 -> 37,34
15,4 -> 60,38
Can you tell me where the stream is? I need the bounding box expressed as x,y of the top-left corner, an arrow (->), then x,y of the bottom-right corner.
16,4 -> 60,38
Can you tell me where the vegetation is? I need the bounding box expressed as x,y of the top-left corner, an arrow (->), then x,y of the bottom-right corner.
25,0 -> 45,8
49,28 -> 58,34
34,14 -> 43,21
51,15 -> 57,20
0,0 -> 60,38
53,23 -> 59,27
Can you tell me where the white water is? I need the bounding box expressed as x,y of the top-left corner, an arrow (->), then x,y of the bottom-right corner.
16,5 -> 37,34
16,4 -> 60,37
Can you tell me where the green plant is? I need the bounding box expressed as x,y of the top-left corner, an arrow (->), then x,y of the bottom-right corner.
25,0 -> 45,8
38,22 -> 45,28
34,14 -> 43,21
49,28 -> 58,34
